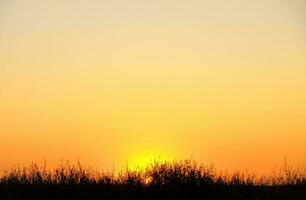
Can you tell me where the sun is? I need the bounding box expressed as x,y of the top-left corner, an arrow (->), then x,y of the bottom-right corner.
128,153 -> 168,171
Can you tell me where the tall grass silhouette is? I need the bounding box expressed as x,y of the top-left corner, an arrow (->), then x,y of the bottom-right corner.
0,159 -> 305,200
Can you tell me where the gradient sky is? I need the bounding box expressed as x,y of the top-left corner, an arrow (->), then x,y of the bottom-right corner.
0,0 -> 306,174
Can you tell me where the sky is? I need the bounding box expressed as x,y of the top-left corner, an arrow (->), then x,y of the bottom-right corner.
0,0 -> 306,174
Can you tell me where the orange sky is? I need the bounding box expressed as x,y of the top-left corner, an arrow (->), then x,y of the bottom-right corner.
0,0 -> 306,174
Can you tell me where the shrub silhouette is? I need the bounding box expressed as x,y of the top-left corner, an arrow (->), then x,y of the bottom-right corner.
0,159 -> 305,200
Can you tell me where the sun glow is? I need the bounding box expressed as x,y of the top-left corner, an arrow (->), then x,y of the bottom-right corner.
144,176 -> 153,185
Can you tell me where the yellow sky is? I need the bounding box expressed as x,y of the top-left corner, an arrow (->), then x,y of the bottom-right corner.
0,0 -> 306,174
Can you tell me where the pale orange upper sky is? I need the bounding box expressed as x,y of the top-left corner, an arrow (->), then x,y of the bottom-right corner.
0,0 -> 306,174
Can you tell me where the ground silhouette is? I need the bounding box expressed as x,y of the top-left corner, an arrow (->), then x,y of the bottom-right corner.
0,159 -> 305,200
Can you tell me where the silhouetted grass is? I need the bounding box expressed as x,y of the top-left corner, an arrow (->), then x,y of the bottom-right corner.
0,159 -> 305,200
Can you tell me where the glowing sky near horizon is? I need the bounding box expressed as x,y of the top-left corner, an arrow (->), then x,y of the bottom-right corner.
0,0 -> 306,174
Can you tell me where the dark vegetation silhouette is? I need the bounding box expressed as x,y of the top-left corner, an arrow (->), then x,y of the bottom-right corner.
0,159 -> 305,200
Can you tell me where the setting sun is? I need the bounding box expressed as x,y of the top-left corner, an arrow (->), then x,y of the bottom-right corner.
127,152 -> 169,171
